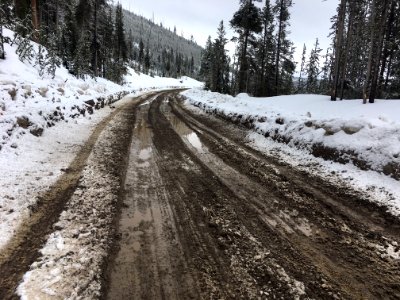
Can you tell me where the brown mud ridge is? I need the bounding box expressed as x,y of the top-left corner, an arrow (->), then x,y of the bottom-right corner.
1,91 -> 400,299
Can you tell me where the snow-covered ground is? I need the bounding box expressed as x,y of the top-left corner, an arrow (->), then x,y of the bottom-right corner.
0,28 -> 203,250
183,89 -> 400,216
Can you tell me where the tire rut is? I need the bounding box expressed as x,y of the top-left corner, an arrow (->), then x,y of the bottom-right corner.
0,92 -> 157,299
106,92 -> 199,299
164,94 -> 400,299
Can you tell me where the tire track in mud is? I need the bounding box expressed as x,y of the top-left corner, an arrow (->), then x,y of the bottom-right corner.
166,95 -> 400,299
0,92 -> 158,299
148,94 -> 259,298
106,94 -> 199,299
107,92 -> 400,299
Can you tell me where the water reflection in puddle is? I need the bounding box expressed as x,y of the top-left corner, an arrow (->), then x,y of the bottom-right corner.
185,132 -> 203,152
162,100 -> 208,154
139,147 -> 152,160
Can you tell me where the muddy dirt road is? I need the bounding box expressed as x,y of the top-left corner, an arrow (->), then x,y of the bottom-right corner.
1,90 -> 399,299
106,91 -> 400,299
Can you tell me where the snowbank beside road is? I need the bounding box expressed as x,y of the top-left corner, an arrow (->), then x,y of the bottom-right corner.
0,28 -> 202,251
183,89 -> 400,216
183,90 -> 400,180
0,28 -> 203,153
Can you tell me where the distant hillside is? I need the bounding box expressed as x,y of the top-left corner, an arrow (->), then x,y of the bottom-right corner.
122,9 -> 203,77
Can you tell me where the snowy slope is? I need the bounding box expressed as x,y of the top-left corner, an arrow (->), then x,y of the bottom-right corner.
183,90 -> 400,178
0,28 -> 203,152
0,29 -> 203,250
183,89 -> 400,216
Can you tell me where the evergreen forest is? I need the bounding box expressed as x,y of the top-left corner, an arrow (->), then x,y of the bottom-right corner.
1,0 -> 400,102
0,0 -> 202,84
199,0 -> 400,102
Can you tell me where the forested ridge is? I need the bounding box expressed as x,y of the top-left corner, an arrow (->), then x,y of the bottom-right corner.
200,0 -> 400,102
0,0 -> 202,83
122,9 -> 202,78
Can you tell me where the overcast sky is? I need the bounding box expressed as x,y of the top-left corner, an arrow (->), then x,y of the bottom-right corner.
117,0 -> 338,69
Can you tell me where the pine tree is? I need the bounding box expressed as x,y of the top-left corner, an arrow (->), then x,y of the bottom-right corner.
273,0 -> 294,96
144,45 -> 151,74
14,0 -> 30,20
330,0 -> 347,100
255,0 -> 276,97
13,29 -> 35,63
127,29 -> 134,60
115,3 -> 127,63
306,38 -> 322,93
377,0 -> 397,97
319,48 -> 332,94
385,1 -> 400,97
279,45 -> 296,95
73,29 -> 92,78
138,38 -> 144,71
199,36 -> 213,90
60,2 -> 78,71
210,21 -> 230,94
363,0 -> 392,103
230,0 -> 262,94
297,44 -> 307,93
99,6 -> 114,79
190,55 -> 195,76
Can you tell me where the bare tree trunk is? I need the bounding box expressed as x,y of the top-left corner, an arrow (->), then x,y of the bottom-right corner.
31,0 -> 39,42
93,0 -> 98,77
331,0 -> 347,101
0,25 -> 4,60
275,0 -> 284,96
258,16 -> 268,97
384,51 -> 394,90
377,0 -> 395,98
368,0 -> 391,103
238,31 -> 249,93
363,0 -> 377,104
340,12 -> 354,100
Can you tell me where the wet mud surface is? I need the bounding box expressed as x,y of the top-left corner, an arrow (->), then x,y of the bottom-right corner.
1,90 -> 399,299
106,92 -> 400,299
